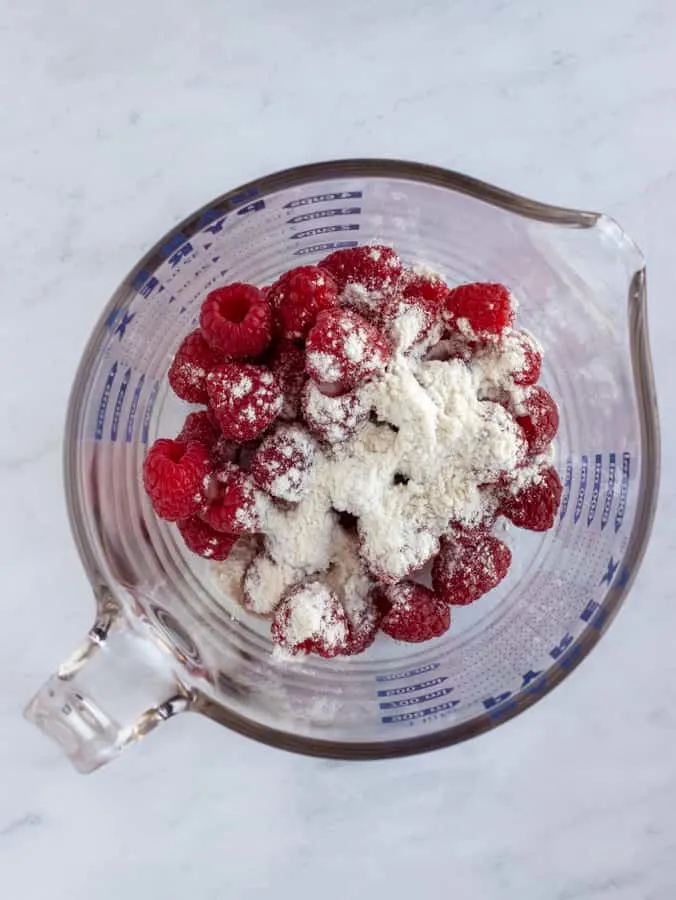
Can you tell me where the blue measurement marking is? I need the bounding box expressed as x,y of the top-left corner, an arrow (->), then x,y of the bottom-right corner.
482,690 -> 512,710
236,199 -> 265,215
110,368 -> 131,441
284,191 -> 362,209
286,206 -> 361,225
559,456 -> 574,521
294,240 -> 359,257
589,606 -> 610,632
580,598 -> 599,622
522,674 -> 549,700
587,454 -> 603,526
521,669 -> 543,687
168,242 -> 194,267
141,276 -> 160,298
202,215 -> 227,235
600,556 -> 620,586
141,380 -> 160,445
105,307 -> 121,330
131,267 -> 161,298
381,698 -> 460,724
197,209 -> 224,231
375,663 -> 440,683
160,232 -> 189,259
379,687 -> 455,711
229,186 -> 261,207
481,668 -> 545,713
549,632 -> 574,659
115,311 -> 135,341
126,374 -> 145,442
614,452 -> 630,532
95,363 -> 118,440
290,223 -> 360,240
559,642 -> 584,671
377,677 -> 447,698
487,698 -> 520,722
600,452 -> 617,530
615,564 -> 631,589
131,267 -> 153,292
573,455 -> 589,524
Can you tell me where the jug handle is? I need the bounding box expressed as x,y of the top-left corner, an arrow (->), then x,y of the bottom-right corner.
24,602 -> 191,773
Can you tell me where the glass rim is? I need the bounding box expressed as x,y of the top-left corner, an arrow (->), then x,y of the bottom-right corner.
63,158 -> 660,759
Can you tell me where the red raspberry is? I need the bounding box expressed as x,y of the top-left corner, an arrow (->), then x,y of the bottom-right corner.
432,532 -> 511,606
344,594 -> 383,655
233,437 -> 264,471
177,410 -> 220,447
176,516 -> 239,561
425,334 -> 479,363
508,330 -> 542,386
305,308 -> 391,392
400,270 -> 450,310
199,283 -> 273,358
250,424 -> 316,503
201,468 -> 268,534
206,362 -> 283,442
516,386 -> 559,454
444,282 -> 515,337
268,265 -> 338,340
447,517 -> 497,540
378,583 -> 450,643
302,381 -> 369,444
142,438 -> 212,521
500,465 -> 563,531
359,522 -> 440,585
270,340 -> 307,421
242,553 -> 301,616
321,245 -> 403,294
177,411 -> 239,468
271,582 -> 350,658
168,330 -> 224,403
381,271 -> 446,352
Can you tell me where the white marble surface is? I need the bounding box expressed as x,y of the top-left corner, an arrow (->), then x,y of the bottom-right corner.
2,0 -> 676,897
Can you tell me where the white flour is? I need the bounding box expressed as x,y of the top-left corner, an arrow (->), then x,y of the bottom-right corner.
213,286 -> 545,638
273,582 -> 348,655
243,553 -> 300,615
303,381 -> 369,444
340,282 -> 384,317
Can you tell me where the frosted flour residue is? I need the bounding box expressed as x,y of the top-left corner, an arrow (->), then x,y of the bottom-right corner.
210,285 -> 549,648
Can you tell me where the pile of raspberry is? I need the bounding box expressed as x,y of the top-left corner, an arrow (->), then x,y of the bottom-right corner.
143,245 -> 562,659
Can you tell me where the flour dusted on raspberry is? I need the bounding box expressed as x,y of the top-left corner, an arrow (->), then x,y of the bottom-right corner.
211,535 -> 261,607
271,582 -> 350,658
146,256 -> 561,660
302,381 -> 369,444
207,362 -> 283,441
250,424 -> 316,503
382,268 -> 447,354
257,349 -> 524,586
323,529 -> 374,611
263,454 -> 339,575
243,553 -> 302,616
305,308 -> 391,392
432,532 -> 511,606
340,282 -> 385,319
471,328 -> 542,406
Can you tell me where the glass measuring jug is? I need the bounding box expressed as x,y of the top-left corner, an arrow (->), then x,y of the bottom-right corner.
25,160 -> 659,772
